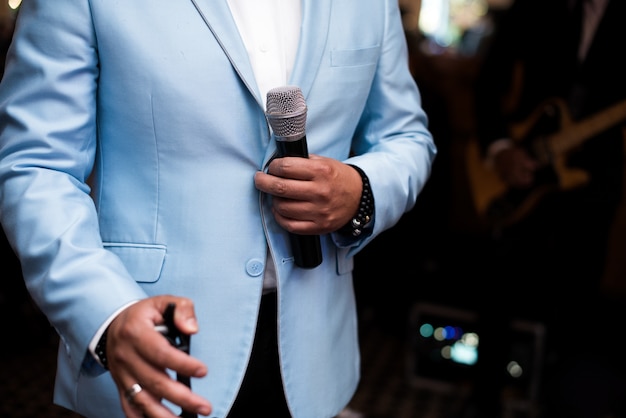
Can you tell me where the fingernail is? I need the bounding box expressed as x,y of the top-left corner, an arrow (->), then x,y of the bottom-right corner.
198,405 -> 212,415
186,317 -> 198,331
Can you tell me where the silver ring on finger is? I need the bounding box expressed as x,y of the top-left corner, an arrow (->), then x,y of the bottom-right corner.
125,383 -> 143,404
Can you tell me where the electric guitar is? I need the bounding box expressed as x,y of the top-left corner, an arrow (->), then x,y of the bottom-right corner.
467,97 -> 626,227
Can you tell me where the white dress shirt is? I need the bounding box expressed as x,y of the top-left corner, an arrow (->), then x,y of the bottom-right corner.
579,0 -> 608,61
227,0 -> 301,108
227,0 -> 302,291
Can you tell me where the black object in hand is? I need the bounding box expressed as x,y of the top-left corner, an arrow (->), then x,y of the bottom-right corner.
159,303 -> 197,418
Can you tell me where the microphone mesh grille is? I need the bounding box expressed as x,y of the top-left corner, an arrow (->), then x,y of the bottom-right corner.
266,86 -> 307,137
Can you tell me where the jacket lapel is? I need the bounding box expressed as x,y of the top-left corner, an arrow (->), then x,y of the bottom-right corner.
189,0 -> 261,103
291,0 -> 331,100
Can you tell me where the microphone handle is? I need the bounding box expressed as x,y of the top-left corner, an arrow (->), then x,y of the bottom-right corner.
276,136 -> 323,269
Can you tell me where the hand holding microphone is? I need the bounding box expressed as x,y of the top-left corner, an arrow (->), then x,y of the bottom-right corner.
265,86 -> 323,269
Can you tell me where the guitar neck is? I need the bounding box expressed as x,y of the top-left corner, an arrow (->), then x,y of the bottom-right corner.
550,99 -> 626,155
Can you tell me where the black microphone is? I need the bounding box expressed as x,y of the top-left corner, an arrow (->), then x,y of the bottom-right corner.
265,85 -> 322,269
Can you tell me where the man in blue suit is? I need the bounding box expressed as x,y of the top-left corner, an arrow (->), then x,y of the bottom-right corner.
0,1 -> 436,417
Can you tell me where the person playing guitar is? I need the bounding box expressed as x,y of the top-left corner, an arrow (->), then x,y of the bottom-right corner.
467,0 -> 626,417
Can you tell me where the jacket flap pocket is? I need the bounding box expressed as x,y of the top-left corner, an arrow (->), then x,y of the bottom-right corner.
104,243 -> 166,283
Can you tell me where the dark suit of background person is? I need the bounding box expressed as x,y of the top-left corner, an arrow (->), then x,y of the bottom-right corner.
470,0 -> 626,417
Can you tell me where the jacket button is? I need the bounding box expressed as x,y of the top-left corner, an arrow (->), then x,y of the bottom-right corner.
246,258 -> 264,277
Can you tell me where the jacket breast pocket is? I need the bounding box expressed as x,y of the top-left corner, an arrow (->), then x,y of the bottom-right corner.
330,46 -> 380,68
103,242 -> 166,283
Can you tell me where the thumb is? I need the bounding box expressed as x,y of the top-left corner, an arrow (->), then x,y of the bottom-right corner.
156,296 -> 199,335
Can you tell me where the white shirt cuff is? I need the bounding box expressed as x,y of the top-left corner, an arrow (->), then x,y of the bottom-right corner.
88,300 -> 140,365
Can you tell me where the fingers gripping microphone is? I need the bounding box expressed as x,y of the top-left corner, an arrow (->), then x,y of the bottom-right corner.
265,86 -> 322,269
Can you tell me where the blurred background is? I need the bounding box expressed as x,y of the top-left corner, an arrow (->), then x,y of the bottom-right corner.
1,0 -> 625,417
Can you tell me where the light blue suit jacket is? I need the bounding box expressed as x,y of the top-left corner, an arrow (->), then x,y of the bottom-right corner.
0,0 -> 436,417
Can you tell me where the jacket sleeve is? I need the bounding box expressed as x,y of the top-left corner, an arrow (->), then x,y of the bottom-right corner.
0,0 -> 147,376
338,0 -> 437,255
